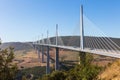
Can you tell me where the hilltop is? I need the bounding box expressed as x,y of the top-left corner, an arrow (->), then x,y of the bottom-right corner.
0,37 -> 119,79
0,36 -> 120,52
0,42 -> 34,51
43,36 -> 120,49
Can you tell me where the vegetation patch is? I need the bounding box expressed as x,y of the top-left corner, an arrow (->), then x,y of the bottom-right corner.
17,66 -> 47,80
39,54 -> 102,80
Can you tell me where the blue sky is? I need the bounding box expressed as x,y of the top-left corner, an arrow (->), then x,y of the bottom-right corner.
0,0 -> 120,42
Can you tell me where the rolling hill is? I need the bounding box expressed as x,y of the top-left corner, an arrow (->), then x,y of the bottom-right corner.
0,36 -> 120,52
42,36 -> 120,50
0,37 -> 120,80
0,42 -> 34,51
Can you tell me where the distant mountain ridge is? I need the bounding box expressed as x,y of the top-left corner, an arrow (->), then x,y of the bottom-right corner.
43,36 -> 120,48
0,36 -> 120,51
0,42 -> 34,51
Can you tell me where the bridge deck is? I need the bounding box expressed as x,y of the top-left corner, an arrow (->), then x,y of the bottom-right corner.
34,44 -> 120,58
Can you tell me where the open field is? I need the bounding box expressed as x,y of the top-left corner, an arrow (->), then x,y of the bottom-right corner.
14,48 -> 116,69
12,47 -> 120,80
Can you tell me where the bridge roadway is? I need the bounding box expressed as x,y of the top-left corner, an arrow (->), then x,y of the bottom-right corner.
35,44 -> 120,58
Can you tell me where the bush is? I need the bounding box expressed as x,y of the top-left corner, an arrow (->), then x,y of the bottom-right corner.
17,66 -> 47,80
41,71 -> 67,80
40,54 -> 102,80
0,47 -> 18,80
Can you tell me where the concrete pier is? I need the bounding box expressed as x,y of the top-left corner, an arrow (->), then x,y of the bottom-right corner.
55,47 -> 59,71
46,46 -> 50,74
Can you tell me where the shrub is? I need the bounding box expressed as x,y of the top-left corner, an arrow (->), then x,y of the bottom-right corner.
40,54 -> 102,80
0,47 -> 18,80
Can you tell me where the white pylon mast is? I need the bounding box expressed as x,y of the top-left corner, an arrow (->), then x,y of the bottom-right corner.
47,30 -> 49,44
56,24 -> 58,46
42,34 -> 44,45
80,5 -> 84,50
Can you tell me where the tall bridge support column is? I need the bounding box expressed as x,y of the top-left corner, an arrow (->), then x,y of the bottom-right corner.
35,46 -> 37,54
79,52 -> 86,66
79,5 -> 86,66
46,46 -> 50,74
41,45 -> 44,63
38,48 -> 41,63
55,47 -> 59,71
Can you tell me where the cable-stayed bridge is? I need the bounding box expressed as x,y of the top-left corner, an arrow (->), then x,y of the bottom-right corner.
33,5 -> 120,74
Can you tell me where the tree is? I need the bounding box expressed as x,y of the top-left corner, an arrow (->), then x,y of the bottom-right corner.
40,53 -> 102,80
67,53 -> 102,80
0,41 -> 18,80
41,71 -> 67,80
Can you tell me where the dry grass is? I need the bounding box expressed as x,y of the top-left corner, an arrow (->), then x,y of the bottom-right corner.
23,50 -> 38,58
59,50 -> 79,61
13,49 -> 120,79
14,49 -> 79,69
98,59 -> 120,80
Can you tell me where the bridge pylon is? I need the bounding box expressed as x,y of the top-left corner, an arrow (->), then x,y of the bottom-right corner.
55,24 -> 59,71
41,34 -> 44,63
80,5 -> 84,50
79,5 -> 86,66
46,30 -> 50,74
